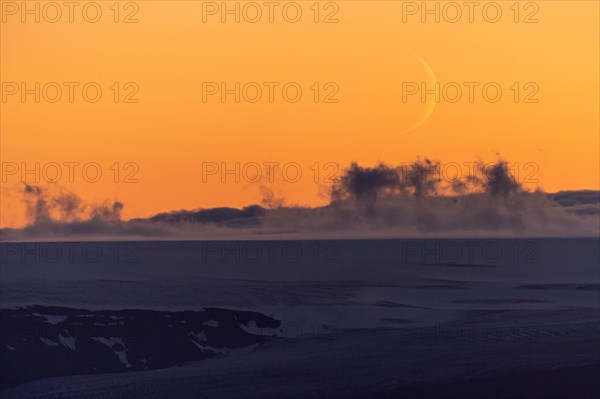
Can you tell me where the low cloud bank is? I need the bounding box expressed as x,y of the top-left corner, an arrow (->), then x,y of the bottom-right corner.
2,160 -> 598,241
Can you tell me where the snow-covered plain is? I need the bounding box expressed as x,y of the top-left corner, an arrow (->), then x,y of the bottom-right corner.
1,238 -> 599,398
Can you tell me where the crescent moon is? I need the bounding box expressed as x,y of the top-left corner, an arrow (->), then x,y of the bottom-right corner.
402,54 -> 438,133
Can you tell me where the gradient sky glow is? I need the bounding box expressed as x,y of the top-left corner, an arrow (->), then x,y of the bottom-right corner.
1,1 -> 599,227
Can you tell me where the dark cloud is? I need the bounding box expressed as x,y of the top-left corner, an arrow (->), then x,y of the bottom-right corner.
142,205 -> 265,227
22,184 -> 122,225
550,190 -> 600,207
2,160 -> 598,241
259,186 -> 286,209
332,163 -> 400,212
331,158 -> 523,208
481,160 -> 522,197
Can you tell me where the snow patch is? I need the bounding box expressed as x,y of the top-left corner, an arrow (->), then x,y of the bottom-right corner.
40,337 -> 59,347
58,333 -> 76,351
30,312 -> 67,324
188,331 -> 207,343
189,340 -> 230,355
91,337 -> 131,368
43,315 -> 68,325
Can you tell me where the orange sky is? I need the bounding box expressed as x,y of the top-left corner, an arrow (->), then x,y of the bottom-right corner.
1,1 -> 599,227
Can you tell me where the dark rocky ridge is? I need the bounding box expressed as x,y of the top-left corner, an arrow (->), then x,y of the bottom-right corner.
0,306 -> 280,388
